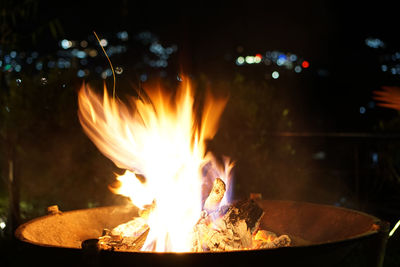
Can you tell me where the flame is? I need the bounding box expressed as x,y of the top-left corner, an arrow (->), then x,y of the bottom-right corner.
78,77 -> 233,252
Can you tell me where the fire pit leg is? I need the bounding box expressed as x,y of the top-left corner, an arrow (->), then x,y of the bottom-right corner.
81,238 -> 100,266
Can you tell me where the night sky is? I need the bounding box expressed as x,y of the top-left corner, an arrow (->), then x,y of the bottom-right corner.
27,1 -> 399,132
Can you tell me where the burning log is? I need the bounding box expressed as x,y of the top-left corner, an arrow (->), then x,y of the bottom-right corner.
97,180 -> 290,252
110,217 -> 148,237
193,199 -> 266,252
203,178 -> 226,213
252,230 -> 291,249
98,216 -> 149,251
98,227 -> 149,252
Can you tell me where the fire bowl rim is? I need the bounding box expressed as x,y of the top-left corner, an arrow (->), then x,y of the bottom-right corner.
14,199 -> 389,253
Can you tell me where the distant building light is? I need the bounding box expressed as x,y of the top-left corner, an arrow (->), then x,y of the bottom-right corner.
15,65 -> 21,72
10,51 -> 17,58
140,74 -> 148,82
391,68 -> 397,75
77,69 -> 85,77
117,31 -> 129,41
372,152 -> 378,164
115,66 -> 123,74
101,69 -> 112,79
254,54 -> 262,63
236,56 -> 245,65
278,54 -> 286,61
294,66 -> 302,73
35,62 -> 43,71
100,39 -> 108,47
165,47 -> 175,54
277,57 -> 285,66
88,49 -> 98,57
61,39 -> 73,49
0,221 -> 5,230
245,56 -> 255,64
150,42 -> 164,55
57,59 -> 66,68
105,69 -> 112,76
272,71 -> 279,79
365,37 -> 385,49
289,54 -> 297,61
76,51 -> 87,59
285,61 -> 293,69
360,106 -> 366,114
31,51 -> 38,58
26,57 -> 33,64
381,65 -> 388,72
80,40 -> 88,48
301,60 -> 310,68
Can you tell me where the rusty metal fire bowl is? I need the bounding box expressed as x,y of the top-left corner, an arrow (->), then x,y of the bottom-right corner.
15,200 -> 389,267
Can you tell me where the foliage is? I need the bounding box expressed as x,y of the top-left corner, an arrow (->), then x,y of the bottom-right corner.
0,0 -> 63,48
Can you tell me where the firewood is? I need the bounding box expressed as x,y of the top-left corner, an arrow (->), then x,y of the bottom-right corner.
111,217 -> 148,237
203,178 -> 226,213
98,199 -> 291,252
98,228 -> 149,252
258,234 -> 291,249
223,199 -> 265,234
98,217 -> 149,252
192,199 -> 265,252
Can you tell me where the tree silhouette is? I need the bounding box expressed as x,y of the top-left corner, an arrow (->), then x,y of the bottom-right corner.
0,0 -> 63,234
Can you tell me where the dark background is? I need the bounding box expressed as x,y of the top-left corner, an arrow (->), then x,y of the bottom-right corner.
1,0 -> 400,266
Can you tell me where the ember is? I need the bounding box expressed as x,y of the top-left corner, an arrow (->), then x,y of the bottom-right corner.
77,77 -> 290,252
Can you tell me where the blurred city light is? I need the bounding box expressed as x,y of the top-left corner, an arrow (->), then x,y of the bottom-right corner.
77,69 -> 86,77
117,31 -> 129,41
372,153 -> 378,164
365,37 -> 385,49
289,54 -> 297,61
140,73 -> 148,82
236,56 -> 245,65
245,56 -> 255,64
301,60 -> 310,68
80,40 -> 88,48
99,39 -> 108,47
272,71 -> 279,79
60,39 -> 72,49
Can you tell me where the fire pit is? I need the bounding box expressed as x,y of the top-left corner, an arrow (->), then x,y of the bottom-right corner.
13,74 -> 389,266
15,199 -> 389,267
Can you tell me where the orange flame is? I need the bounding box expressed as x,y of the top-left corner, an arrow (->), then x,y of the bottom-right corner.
78,77 -> 233,252
373,86 -> 400,111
